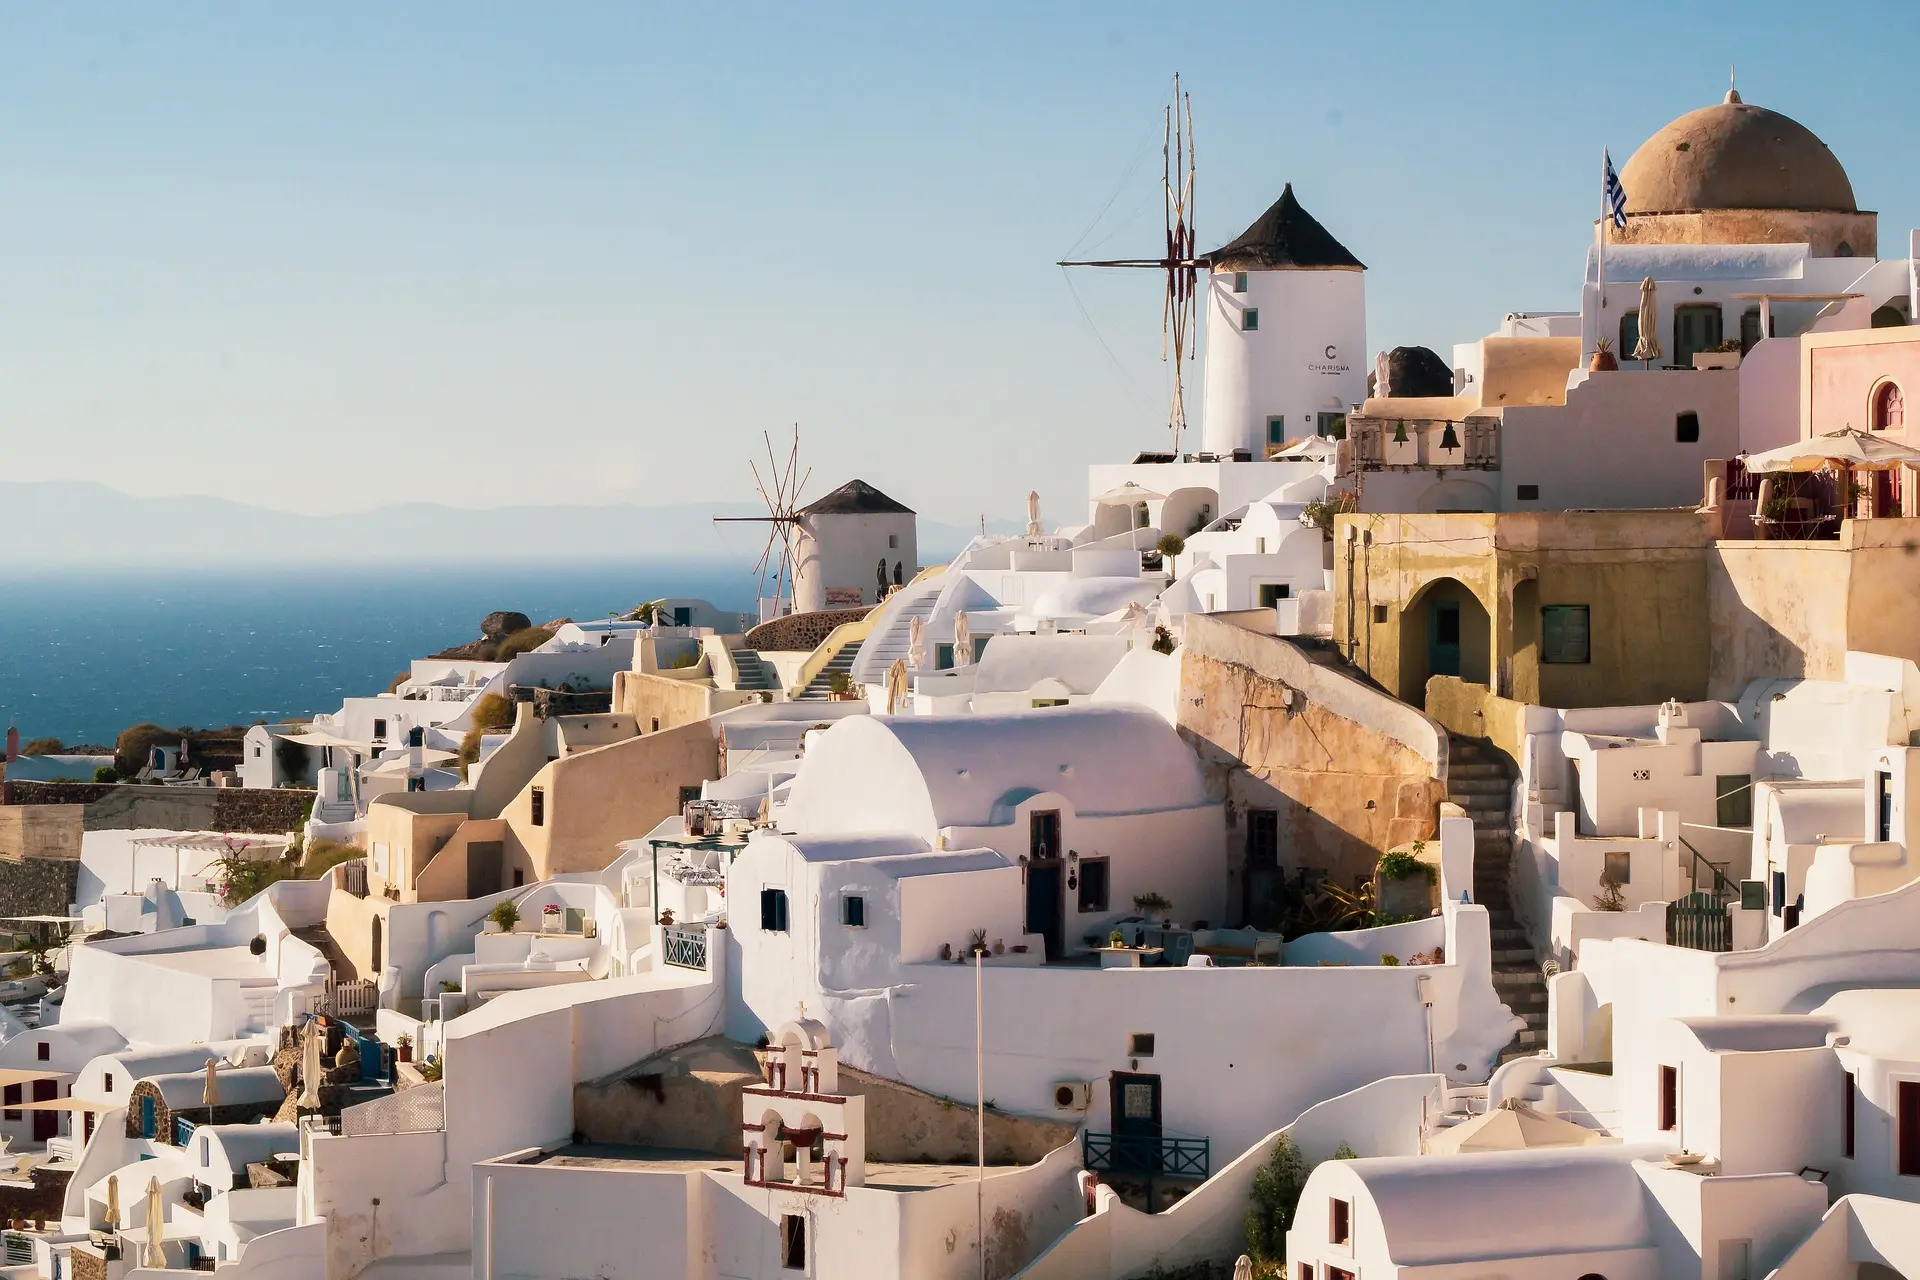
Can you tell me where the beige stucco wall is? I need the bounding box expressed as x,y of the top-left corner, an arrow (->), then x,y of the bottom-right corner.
1335,511 -> 1712,711
413,817 -> 509,903
1607,208 -> 1876,258
0,806 -> 82,861
501,719 -> 719,879
614,670 -> 756,734
1708,518 -> 1920,696
323,885 -> 393,983
365,797 -> 468,900
1178,615 -> 1446,911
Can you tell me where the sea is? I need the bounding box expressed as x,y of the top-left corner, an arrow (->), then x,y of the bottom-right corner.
0,562 -> 755,748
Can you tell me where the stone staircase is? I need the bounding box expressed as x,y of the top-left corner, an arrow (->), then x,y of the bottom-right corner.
793,646 -> 859,701
848,579 -> 942,688
1450,738 -> 1546,1066
728,648 -> 778,693
291,923 -> 358,983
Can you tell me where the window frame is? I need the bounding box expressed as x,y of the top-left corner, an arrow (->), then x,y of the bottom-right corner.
1242,308 -> 1259,332
1602,849 -> 1631,885
1328,1196 -> 1352,1247
1540,604 -> 1592,665
1676,410 -> 1701,444
760,887 -> 790,933
1233,271 -> 1249,294
1257,583 -> 1292,608
1267,416 -> 1286,446
1077,857 -> 1110,913
1716,775 -> 1754,829
1873,380 -> 1905,433
780,1213 -> 807,1270
843,894 -> 866,929
1658,1064 -> 1679,1132
529,786 -> 545,827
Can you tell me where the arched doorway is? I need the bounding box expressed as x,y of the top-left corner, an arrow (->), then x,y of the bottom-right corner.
1399,577 -> 1491,704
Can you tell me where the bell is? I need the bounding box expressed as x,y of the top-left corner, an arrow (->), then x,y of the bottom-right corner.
1391,420 -> 1408,445
1439,422 -> 1461,453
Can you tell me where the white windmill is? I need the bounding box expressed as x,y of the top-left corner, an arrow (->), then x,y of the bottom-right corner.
713,427 -> 812,624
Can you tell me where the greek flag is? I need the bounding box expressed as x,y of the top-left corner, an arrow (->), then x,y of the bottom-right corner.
1603,149 -> 1628,229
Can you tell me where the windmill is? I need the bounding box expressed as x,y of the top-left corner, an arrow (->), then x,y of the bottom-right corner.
713,426 -> 812,617
1059,73 -> 1204,456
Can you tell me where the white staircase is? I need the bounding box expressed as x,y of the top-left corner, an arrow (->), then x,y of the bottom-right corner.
848,578 -> 943,688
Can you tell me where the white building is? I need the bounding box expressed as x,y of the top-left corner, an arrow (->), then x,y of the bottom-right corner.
791,479 -> 918,614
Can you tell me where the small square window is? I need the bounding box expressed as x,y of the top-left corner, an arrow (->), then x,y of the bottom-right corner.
1602,849 -> 1631,885
1266,416 -> 1286,446
935,643 -> 954,670
1242,308 -> 1260,332
888,533 -> 899,549
1677,411 -> 1701,443
843,895 -> 866,928
1233,271 -> 1249,293
1258,583 -> 1291,608
679,785 -> 703,807
1329,1197 -> 1351,1246
35,1043 -> 48,1062
1372,604 -> 1388,624
373,718 -> 387,741
1127,1032 -> 1155,1058
1077,858 -> 1110,913
1541,605 -> 1591,664
761,888 -> 790,932
1739,880 -> 1765,911
1516,484 -> 1540,501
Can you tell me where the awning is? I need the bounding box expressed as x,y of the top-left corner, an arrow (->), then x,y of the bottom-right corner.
281,731 -> 379,752
14,1097 -> 112,1112
0,1069 -> 73,1087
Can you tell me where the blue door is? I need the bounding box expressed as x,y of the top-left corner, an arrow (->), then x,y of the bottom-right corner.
139,1096 -> 156,1139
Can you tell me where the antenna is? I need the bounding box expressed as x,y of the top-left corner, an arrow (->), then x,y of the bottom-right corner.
1059,73 -> 1204,455
713,426 -> 811,613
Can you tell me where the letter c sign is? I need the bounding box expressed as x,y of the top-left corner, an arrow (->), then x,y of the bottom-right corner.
1325,345 -> 1337,360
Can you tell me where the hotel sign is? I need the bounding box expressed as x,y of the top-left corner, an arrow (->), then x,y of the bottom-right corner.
1309,343 -> 1351,376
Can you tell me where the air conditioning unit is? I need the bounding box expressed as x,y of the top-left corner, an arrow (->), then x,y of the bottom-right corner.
1052,1080 -> 1092,1111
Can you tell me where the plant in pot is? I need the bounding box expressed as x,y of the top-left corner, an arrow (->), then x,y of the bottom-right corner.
542,902 -> 563,932
489,900 -> 519,933
394,1033 -> 413,1064
1109,929 -> 1126,948
1132,891 -> 1173,927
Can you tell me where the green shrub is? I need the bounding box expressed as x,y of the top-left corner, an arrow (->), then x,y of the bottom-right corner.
494,627 -> 556,661
20,737 -> 64,756
302,838 -> 362,878
458,694 -> 516,775
1156,532 -> 1186,559
490,900 -> 520,932
1245,1133 -> 1308,1262
92,766 -> 119,783
1376,848 -> 1436,884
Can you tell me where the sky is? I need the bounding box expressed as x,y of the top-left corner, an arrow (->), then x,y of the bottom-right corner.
4,1 -> 1918,527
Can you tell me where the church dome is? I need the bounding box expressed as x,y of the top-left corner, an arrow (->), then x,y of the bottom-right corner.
1620,91 -> 1856,215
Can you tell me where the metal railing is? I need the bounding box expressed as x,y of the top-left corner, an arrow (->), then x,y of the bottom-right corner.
174,1115 -> 198,1147
662,924 -> 708,971
1082,1131 -> 1210,1180
1678,835 -> 1737,901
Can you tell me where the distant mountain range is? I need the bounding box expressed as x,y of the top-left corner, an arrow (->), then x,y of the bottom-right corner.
0,481 -> 1019,565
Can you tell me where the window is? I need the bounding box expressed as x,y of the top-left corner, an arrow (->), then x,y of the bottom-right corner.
1772,869 -> 1786,918
1329,1197 -> 1351,1246
1739,880 -> 1765,911
1256,537 -> 1267,554
1258,583 -> 1291,608
1620,310 -> 1641,359
1233,271 -> 1249,293
1371,604 -> 1388,624
3,1083 -> 18,1121
36,1043 -> 48,1062
1327,1269 -> 1354,1280
780,1214 -> 807,1270
843,895 -> 866,928
1659,1064 -> 1679,1132
1878,771 -> 1896,842
888,533 -> 899,548
1717,775 -> 1753,828
1676,411 -> 1701,443
1031,810 -> 1061,860
672,606 -> 691,626
513,869 -> 524,887
1844,1069 -> 1856,1159
1603,850 -> 1631,885
372,718 -> 388,742
1541,605 -> 1591,664
1267,416 -> 1286,446
650,718 -> 660,732
253,746 -> 261,758
679,785 -> 702,807
1078,858 -> 1110,913
1296,1266 -> 1315,1280
935,643 -> 954,670
1740,306 -> 1764,352
1127,1033 -> 1155,1058
760,888 -> 790,933
1247,808 -> 1278,867
1030,697 -> 1069,709
1900,1080 -> 1920,1176
1316,412 -> 1347,439
529,787 -> 545,827
1516,484 -> 1540,501
1242,308 -> 1259,332
104,1073 -> 114,1094
1876,383 -> 1908,434
1674,303 -> 1724,368
1719,1239 -> 1752,1280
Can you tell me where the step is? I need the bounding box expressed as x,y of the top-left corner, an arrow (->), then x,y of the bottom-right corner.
1492,947 -> 1535,965
1490,969 -> 1543,989
1449,762 -> 1508,780
1448,776 -> 1510,796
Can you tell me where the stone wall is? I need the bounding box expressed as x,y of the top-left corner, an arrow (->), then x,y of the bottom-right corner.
0,857 -> 81,918
742,605 -> 873,653
0,805 -> 83,861
509,687 -> 613,718
2,784 -> 315,834
1178,614 -> 1447,925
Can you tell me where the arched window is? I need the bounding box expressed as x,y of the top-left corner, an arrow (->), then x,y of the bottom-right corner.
1873,382 -> 1904,433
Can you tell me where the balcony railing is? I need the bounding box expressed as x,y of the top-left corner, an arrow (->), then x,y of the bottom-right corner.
1082,1130 -> 1210,1180
1349,417 -> 1500,472
174,1115 -> 198,1147
662,924 -> 708,971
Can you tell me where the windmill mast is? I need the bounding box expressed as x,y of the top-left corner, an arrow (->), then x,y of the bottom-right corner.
1060,74 -> 1203,456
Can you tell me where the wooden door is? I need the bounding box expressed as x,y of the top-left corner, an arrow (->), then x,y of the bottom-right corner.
1109,1071 -> 1162,1174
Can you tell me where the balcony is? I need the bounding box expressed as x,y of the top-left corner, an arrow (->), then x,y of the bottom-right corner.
1082,1130 -> 1210,1181
661,924 -> 708,972
1349,416 -> 1500,472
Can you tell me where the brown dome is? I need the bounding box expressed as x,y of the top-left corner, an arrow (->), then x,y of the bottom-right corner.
1620,92 -> 1856,215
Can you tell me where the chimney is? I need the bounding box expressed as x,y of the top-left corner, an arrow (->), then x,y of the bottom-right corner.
4,727 -> 16,764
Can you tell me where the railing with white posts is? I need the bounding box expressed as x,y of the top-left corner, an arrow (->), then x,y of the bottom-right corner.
662,924 -> 709,971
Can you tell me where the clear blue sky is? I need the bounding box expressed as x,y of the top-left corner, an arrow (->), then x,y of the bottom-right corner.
4,1 -> 1915,525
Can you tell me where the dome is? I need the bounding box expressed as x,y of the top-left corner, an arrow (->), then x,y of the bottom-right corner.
1620,92 -> 1855,214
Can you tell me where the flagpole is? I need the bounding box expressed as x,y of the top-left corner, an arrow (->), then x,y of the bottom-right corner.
1597,147 -> 1608,344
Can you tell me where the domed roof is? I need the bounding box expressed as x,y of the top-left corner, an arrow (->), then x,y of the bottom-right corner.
1620,91 -> 1855,214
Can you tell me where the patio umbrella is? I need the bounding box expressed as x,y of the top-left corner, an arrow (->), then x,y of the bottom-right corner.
1026,490 -> 1044,538
1743,427 -> 1920,473
907,615 -> 928,671
1233,1258 -> 1253,1280
202,1058 -> 219,1109
142,1176 -> 164,1268
299,1024 -> 323,1109
885,659 -> 909,715
1270,435 -> 1339,461
105,1173 -> 119,1228
953,613 -> 973,668
1631,277 -> 1662,364
1091,482 -> 1167,551
1425,1098 -> 1606,1155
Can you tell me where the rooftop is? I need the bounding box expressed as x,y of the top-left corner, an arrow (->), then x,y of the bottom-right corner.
800,479 -> 915,517
518,1143 -> 1033,1191
1206,184 -> 1365,272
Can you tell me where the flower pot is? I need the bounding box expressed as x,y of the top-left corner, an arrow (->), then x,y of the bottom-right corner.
1589,347 -> 1618,372
481,920 -> 501,935
397,1045 -> 413,1063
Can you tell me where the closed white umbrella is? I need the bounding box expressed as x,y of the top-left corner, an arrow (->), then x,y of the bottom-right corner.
953,613 -> 973,668
1233,1258 -> 1253,1280
1632,277 -> 1662,364
907,616 -> 928,671
202,1058 -> 219,1109
885,659 -> 910,715
1026,490 -> 1044,538
142,1176 -> 164,1268
299,1024 -> 323,1109
105,1173 -> 119,1228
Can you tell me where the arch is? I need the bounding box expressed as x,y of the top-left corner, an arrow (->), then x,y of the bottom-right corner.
771,1018 -> 830,1053
1510,576 -> 1541,704
1157,487 -> 1218,541
1397,577 -> 1491,705
1872,380 -> 1905,433
1091,502 -> 1136,541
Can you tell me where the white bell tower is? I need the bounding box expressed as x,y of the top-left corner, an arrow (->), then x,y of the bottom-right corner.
1200,184 -> 1369,458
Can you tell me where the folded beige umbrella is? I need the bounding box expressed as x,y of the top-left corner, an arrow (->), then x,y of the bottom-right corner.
1426,1098 -> 1608,1155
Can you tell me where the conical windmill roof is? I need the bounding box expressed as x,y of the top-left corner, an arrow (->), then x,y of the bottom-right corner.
1206,184 -> 1365,271
800,480 -> 915,516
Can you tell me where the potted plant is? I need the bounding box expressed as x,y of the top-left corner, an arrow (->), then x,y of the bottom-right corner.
542,903 -> 563,933
1132,892 -> 1173,926
1588,336 -> 1618,372
395,1033 -> 413,1064
489,900 -> 519,933
1109,929 -> 1126,948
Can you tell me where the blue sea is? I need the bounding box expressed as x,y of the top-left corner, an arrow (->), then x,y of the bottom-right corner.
0,562 -> 754,747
